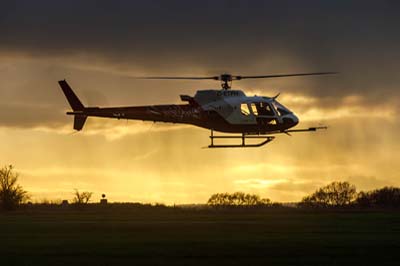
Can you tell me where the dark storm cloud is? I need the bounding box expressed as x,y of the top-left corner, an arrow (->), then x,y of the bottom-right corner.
2,1 -> 400,76
1,0 -> 400,128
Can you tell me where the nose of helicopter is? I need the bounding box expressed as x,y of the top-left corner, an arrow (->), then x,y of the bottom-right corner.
291,114 -> 299,126
283,114 -> 299,128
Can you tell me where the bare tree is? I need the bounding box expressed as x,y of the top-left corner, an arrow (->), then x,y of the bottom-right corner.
73,189 -> 93,205
0,165 -> 29,210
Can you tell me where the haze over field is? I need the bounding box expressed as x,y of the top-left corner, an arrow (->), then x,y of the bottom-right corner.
1,1 -> 400,203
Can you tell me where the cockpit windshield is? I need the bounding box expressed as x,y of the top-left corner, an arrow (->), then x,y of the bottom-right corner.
272,101 -> 291,116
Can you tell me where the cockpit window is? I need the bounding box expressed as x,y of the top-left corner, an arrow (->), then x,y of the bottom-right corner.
242,101 -> 291,117
272,101 -> 291,116
253,102 -> 275,116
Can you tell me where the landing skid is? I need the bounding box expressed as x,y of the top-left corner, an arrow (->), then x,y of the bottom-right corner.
208,130 -> 275,148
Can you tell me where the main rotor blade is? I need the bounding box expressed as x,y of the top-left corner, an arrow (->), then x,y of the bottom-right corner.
234,72 -> 338,80
130,72 -> 337,83
133,76 -> 219,80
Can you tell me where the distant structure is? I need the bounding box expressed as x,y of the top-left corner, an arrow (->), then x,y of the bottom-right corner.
100,194 -> 107,205
61,200 -> 69,208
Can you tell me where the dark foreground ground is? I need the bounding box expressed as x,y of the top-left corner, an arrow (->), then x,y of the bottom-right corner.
1,206 -> 400,266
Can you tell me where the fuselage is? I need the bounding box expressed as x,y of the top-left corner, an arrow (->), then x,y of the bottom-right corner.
68,89 -> 299,134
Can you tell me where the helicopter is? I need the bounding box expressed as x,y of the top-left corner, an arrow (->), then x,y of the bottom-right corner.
58,72 -> 335,148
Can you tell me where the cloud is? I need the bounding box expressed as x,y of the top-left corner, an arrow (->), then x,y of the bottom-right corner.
2,1 -> 400,97
346,176 -> 397,191
233,178 -> 287,189
0,103 -> 66,128
268,180 -> 321,194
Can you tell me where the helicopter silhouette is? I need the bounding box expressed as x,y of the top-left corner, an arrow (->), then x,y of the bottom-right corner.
59,72 -> 335,148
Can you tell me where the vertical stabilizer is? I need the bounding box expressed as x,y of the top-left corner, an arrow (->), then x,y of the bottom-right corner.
58,80 -> 87,131
58,80 -> 85,111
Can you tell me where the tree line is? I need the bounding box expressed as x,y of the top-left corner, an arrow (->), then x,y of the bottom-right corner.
2,164 -> 400,210
207,181 -> 400,209
299,181 -> 400,208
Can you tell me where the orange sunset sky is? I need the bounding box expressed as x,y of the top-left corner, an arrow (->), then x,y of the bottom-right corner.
1,1 -> 400,203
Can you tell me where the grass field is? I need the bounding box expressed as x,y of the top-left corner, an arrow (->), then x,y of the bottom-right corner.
1,206 -> 400,265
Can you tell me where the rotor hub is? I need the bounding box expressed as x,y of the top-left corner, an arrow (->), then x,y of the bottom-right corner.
219,73 -> 233,90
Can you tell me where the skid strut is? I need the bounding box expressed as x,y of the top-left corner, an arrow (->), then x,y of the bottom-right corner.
209,130 -> 275,148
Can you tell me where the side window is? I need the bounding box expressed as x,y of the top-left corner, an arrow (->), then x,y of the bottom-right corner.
241,103 -> 250,116
250,103 -> 258,115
